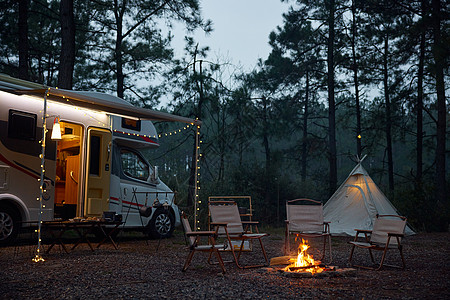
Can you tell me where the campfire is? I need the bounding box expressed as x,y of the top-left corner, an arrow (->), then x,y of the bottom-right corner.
268,239 -> 356,278
283,239 -> 324,274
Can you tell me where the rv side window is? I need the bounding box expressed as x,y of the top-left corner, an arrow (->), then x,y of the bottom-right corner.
8,110 -> 37,141
121,149 -> 149,181
122,118 -> 141,131
89,135 -> 101,176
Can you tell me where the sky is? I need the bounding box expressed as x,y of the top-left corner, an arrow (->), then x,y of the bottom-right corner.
171,0 -> 291,72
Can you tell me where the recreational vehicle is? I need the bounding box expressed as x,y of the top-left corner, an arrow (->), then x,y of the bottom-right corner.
0,74 -> 199,245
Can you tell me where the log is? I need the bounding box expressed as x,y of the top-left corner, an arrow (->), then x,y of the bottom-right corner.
269,256 -> 296,266
287,264 -> 325,271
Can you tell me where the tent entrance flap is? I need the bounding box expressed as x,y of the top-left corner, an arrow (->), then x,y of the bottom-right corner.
345,184 -> 376,227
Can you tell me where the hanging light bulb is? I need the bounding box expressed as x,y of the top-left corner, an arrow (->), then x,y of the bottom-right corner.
51,117 -> 62,140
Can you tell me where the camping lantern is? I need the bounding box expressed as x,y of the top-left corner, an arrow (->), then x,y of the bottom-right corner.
51,116 -> 61,140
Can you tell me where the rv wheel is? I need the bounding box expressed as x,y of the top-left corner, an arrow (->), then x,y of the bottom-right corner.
0,205 -> 20,246
148,209 -> 174,239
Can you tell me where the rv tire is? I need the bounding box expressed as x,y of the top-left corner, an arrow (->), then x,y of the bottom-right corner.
0,205 -> 20,246
147,209 -> 174,239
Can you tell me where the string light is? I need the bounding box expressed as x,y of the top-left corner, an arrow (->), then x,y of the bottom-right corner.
192,124 -> 202,230
112,123 -> 194,140
34,87 -> 202,256
34,88 -> 52,263
46,98 -> 109,128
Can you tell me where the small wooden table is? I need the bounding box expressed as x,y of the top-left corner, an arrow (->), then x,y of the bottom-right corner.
43,220 -> 123,254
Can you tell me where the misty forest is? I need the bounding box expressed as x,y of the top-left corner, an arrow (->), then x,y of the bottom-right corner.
0,0 -> 448,232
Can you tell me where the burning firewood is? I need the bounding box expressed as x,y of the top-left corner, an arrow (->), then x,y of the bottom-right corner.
269,256 -> 297,266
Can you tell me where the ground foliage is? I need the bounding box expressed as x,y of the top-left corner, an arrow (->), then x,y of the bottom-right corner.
0,230 -> 449,299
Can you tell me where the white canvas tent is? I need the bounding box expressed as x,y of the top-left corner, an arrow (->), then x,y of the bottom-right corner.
323,157 -> 415,236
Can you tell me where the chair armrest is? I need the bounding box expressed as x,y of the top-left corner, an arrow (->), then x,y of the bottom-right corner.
388,232 -> 405,238
242,221 -> 259,225
186,231 -> 216,236
352,229 -> 372,242
210,222 -> 228,228
323,221 -> 331,233
242,221 -> 260,233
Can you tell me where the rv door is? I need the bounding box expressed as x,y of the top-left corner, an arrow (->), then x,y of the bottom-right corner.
84,128 -> 112,217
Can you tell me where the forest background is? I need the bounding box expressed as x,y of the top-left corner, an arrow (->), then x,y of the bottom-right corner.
0,0 -> 448,232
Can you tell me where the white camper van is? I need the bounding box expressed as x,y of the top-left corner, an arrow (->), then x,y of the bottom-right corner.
0,75 -> 198,245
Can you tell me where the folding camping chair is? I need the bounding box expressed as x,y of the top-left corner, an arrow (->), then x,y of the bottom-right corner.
181,212 -> 226,273
208,200 -> 269,269
284,199 -> 332,263
348,214 -> 407,270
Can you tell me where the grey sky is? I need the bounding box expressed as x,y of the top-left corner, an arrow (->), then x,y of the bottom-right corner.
172,0 -> 290,71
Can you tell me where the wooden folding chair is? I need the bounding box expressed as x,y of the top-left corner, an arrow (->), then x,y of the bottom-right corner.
181,212 -> 226,273
349,214 -> 407,270
284,199 -> 332,263
208,200 -> 269,269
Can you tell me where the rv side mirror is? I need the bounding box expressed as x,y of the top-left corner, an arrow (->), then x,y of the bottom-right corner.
151,166 -> 158,181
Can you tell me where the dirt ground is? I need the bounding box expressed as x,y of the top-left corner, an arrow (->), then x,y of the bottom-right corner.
0,228 -> 449,299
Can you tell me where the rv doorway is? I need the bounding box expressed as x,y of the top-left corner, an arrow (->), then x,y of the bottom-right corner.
54,122 -> 82,220
84,128 -> 112,217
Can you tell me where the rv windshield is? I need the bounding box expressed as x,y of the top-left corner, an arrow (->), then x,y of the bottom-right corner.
121,149 -> 149,181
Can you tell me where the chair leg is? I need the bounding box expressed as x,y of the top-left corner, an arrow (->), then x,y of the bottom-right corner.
207,248 -> 214,265
182,249 -> 196,272
284,226 -> 290,255
236,239 -> 245,261
327,235 -> 333,264
229,237 -> 269,269
258,237 -> 269,265
212,248 -> 226,273
399,245 -> 406,269
319,235 -> 329,262
321,235 -> 326,261
368,248 -> 375,264
378,244 -> 406,270
227,236 -> 243,269
349,244 -> 356,265
377,245 -> 389,270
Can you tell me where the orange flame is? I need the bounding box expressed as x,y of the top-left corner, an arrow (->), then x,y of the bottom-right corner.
284,239 -> 323,274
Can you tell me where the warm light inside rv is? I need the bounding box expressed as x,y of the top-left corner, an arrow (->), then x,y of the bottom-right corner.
51,117 -> 62,140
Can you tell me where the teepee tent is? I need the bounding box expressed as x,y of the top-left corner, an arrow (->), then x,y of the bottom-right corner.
323,156 -> 415,236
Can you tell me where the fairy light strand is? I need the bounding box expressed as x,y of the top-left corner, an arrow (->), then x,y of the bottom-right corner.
33,89 -> 51,263
193,123 -> 202,230
34,89 -> 201,256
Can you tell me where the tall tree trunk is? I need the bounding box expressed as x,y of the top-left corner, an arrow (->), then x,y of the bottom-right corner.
262,96 -> 271,176
238,111 -> 244,167
18,0 -> 29,80
58,0 -> 75,89
351,0 -> 362,158
301,71 -> 310,182
432,0 -> 447,213
383,33 -> 395,192
114,1 -> 125,98
416,0 -> 426,187
262,96 -> 271,213
218,107 -> 225,182
327,0 -> 337,196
